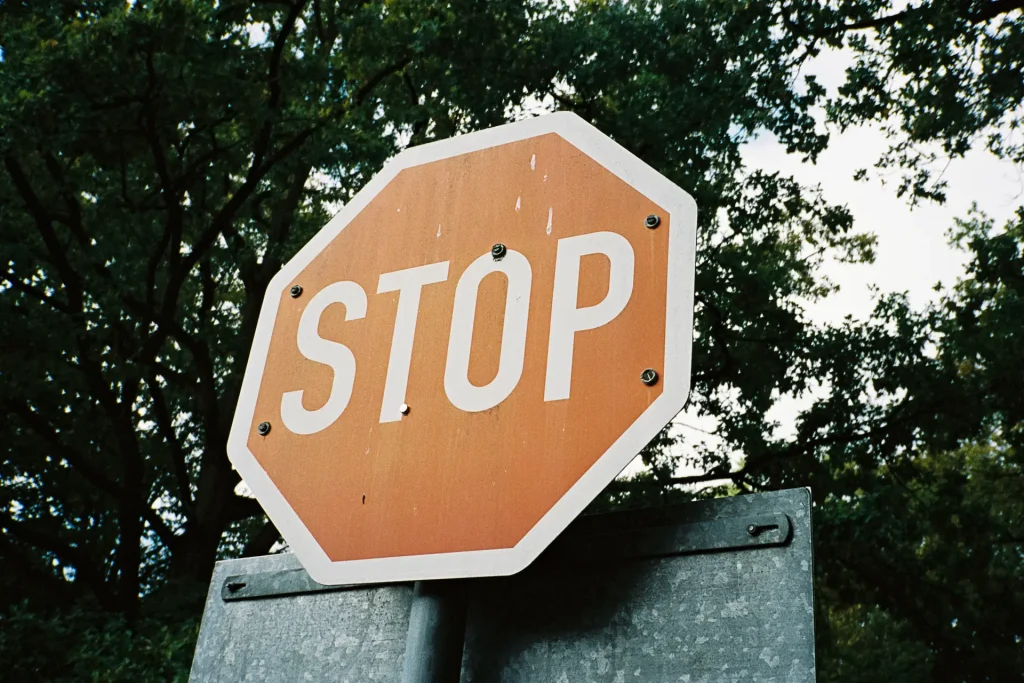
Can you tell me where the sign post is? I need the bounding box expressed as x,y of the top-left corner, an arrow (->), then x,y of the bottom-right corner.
401,581 -> 466,683
227,111 -> 698,586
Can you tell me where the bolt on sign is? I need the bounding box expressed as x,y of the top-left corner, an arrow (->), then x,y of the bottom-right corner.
227,113 -> 698,585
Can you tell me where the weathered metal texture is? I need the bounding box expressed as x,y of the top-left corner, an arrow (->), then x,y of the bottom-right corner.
219,511 -> 790,603
241,129 -> 681,567
188,488 -> 814,682
221,566 -> 342,601
461,488 -> 815,682
189,553 -> 413,682
402,581 -> 468,683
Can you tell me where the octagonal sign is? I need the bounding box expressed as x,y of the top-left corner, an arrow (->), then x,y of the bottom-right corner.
227,112 -> 697,585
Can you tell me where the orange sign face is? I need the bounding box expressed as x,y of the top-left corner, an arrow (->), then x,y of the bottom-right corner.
228,113 -> 697,585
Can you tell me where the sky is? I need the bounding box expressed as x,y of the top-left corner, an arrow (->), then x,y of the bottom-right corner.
743,51 -> 1023,326
745,130 -> 1022,323
643,46 -> 1024,481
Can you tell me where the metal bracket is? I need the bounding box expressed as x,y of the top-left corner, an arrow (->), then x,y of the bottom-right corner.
547,512 -> 792,565
222,512 -> 791,601
221,568 -> 355,602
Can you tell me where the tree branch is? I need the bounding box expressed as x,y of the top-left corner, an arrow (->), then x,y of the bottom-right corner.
838,0 -> 1024,32
0,513 -> 119,611
41,152 -> 89,247
4,156 -> 85,304
178,53 -> 412,285
140,46 -> 184,313
610,467 -> 747,491
242,517 -> 282,557
9,404 -> 182,554
145,373 -> 193,512
227,495 -> 265,523
1,271 -> 73,314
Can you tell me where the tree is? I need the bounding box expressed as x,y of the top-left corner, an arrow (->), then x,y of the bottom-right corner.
1,0 -> 560,617
793,208 -> 1024,682
2,0 -> 863,617
1,0 -> 1022,680
817,442 -> 1024,682
822,0 -> 1024,202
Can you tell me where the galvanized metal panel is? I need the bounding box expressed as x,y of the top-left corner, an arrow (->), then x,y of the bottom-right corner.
189,553 -> 413,683
189,488 -> 814,682
461,488 -> 815,682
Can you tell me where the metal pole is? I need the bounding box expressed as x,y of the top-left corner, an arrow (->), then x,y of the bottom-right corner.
401,580 -> 467,683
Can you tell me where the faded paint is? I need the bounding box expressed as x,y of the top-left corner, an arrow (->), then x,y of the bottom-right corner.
246,133 -> 670,563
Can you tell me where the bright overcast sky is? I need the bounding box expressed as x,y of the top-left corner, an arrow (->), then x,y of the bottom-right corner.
655,46 -> 1024,480
744,48 -> 1023,325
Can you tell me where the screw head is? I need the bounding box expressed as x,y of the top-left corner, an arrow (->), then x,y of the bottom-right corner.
640,368 -> 659,386
644,214 -> 661,229
747,524 -> 759,537
257,421 -> 271,436
491,243 -> 507,260
399,403 -> 410,415
290,285 -> 303,298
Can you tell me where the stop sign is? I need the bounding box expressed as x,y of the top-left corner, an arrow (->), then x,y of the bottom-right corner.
227,113 -> 697,585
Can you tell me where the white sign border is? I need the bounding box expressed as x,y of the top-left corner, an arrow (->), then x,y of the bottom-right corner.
226,111 -> 698,585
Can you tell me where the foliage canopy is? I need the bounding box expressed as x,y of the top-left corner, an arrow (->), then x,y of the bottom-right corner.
1,1 -> 1021,680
